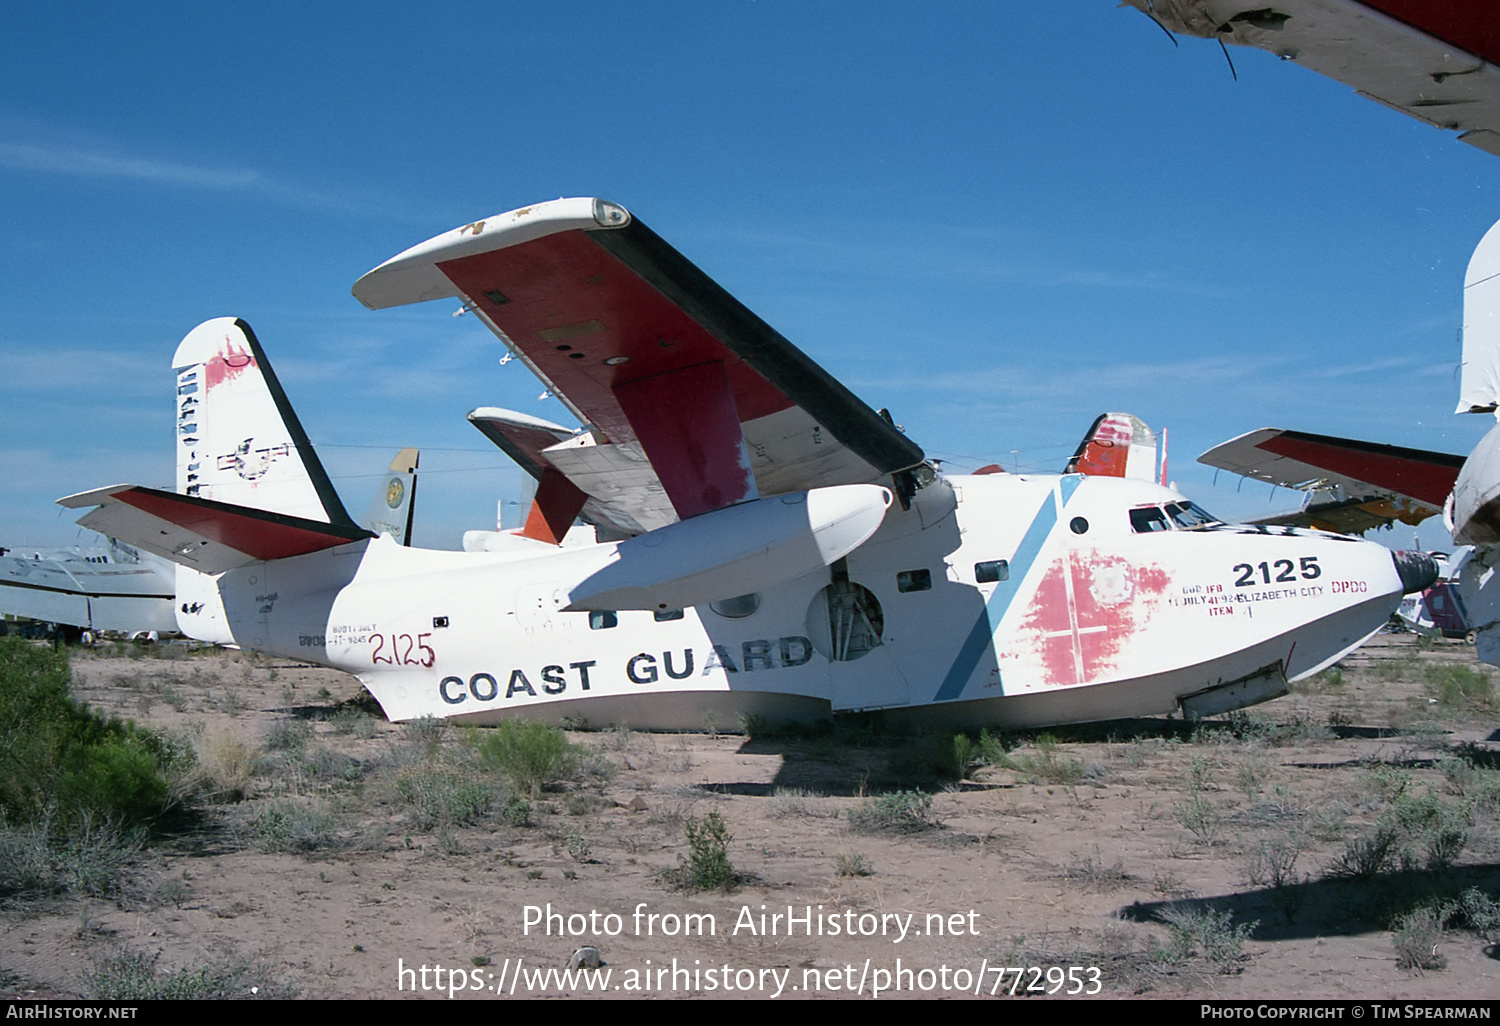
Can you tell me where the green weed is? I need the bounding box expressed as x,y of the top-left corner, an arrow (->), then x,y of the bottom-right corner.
988,733 -> 1087,785
476,720 -> 580,799
766,787 -> 822,820
1173,795 -> 1225,846
394,770 -> 492,831
1243,834 -> 1302,888
834,851 -> 874,877
682,811 -> 736,890
245,800 -> 342,854
1327,826 -> 1400,880
1153,904 -> 1257,973
1391,904 -> 1447,972
89,947 -> 299,999
847,790 -> 937,834
1423,664 -> 1495,711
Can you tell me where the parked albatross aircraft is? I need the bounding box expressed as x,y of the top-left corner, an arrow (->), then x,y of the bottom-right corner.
59,199 -> 1431,729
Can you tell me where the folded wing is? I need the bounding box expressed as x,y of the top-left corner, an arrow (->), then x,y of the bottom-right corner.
1198,427 -> 1464,533
354,198 -> 926,536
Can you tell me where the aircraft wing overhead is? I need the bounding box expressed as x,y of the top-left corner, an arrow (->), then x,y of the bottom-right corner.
467,407 -> 654,540
1198,427 -> 1465,532
354,199 -> 926,534
1123,0 -> 1500,158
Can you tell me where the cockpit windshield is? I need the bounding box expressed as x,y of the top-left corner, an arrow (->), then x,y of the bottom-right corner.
1165,502 -> 1218,528
1130,501 -> 1221,533
1128,506 -> 1171,533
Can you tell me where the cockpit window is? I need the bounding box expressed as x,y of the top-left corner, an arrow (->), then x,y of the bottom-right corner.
1129,507 -> 1172,533
1130,502 -> 1221,534
1165,502 -> 1219,528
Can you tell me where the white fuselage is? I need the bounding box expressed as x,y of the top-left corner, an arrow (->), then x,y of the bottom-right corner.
202,472 -> 1405,729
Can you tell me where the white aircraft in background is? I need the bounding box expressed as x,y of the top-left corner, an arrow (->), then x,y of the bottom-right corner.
59,199 -> 1427,729
1,448 -> 421,643
1201,215 -> 1500,660
0,538 -> 176,639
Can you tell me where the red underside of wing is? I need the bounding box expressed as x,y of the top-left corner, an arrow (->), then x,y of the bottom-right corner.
1255,435 -> 1461,508
613,361 -> 757,518
520,468 -> 590,545
468,415 -> 571,481
1362,0 -> 1500,67
437,230 -> 794,447
116,489 -> 359,561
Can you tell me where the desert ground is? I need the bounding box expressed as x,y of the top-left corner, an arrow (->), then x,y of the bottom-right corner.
2,631 -> 1498,1001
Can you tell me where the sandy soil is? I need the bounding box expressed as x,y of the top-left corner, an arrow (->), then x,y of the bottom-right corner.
2,633 -> 1498,1000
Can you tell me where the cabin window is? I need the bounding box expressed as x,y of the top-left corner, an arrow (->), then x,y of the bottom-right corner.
588,610 -> 617,630
710,593 -> 761,619
897,569 -> 932,593
1070,517 -> 1090,535
974,560 -> 1009,584
653,608 -> 684,622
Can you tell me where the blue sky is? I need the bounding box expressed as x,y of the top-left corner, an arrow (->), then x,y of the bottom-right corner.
1,2 -> 1495,552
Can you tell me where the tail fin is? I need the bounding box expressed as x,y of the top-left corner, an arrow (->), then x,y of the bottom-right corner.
1457,217 -> 1500,414
1065,412 -> 1159,481
173,318 -> 357,528
361,448 -> 419,545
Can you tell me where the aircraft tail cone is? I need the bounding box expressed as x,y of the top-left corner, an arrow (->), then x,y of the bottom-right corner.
1392,550 -> 1440,595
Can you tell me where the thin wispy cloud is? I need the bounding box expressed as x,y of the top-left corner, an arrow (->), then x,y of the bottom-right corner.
0,139 -> 389,217
0,142 -> 259,189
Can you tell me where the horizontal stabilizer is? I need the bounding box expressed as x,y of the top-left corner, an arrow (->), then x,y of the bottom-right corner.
59,485 -> 372,574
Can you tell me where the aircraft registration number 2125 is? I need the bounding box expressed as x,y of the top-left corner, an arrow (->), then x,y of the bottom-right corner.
1232,557 -> 1322,588
371,632 -> 435,667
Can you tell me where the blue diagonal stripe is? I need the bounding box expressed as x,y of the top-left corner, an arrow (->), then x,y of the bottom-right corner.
932,475 -> 1080,703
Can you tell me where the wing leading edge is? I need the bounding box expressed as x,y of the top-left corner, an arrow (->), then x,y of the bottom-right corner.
353,199 -> 926,535
1198,427 -> 1464,533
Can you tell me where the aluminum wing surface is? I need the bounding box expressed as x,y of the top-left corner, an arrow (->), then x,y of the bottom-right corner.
353,198 -> 926,537
1122,1 -> 1500,158
465,407 -> 650,542
1199,427 -> 1464,533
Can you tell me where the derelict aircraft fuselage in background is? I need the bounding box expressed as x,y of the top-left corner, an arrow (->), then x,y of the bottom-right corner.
1198,215 -> 1500,666
61,200 -> 1428,730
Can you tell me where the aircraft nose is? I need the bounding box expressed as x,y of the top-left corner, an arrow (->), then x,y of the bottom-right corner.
1391,550 -> 1440,595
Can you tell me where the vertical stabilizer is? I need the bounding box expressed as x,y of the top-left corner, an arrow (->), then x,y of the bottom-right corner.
1065,412 -> 1159,480
362,448 -> 419,545
172,318 -> 356,527
1457,218 -> 1500,414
